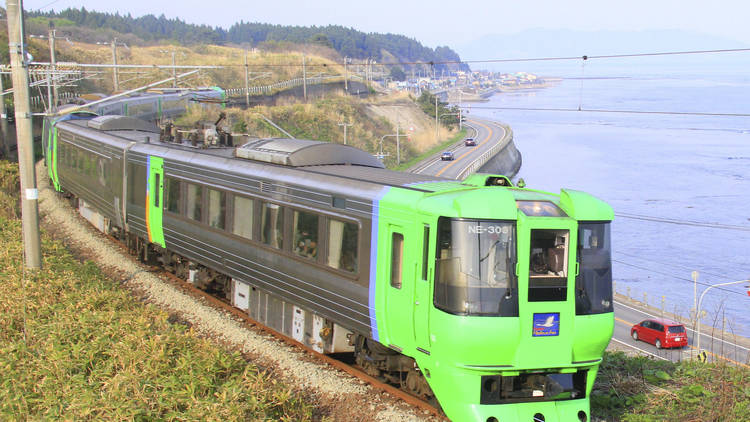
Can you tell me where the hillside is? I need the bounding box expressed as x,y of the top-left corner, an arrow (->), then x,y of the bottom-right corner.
25,7 -> 468,73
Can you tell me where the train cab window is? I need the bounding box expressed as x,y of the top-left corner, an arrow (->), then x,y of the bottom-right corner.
575,222 -> 613,315
207,188 -> 226,230
293,210 -> 319,259
391,232 -> 404,289
434,218 -> 518,316
153,173 -> 160,208
232,196 -> 254,240
261,202 -> 284,249
186,183 -> 203,222
164,177 -> 181,214
529,229 -> 569,302
328,219 -> 358,273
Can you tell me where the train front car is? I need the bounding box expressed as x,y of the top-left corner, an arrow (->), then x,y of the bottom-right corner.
373,176 -> 614,422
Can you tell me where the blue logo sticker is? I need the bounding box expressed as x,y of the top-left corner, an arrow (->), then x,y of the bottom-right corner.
533,313 -> 560,337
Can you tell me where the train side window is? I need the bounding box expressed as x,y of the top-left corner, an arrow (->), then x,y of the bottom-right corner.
293,210 -> 319,259
391,232 -> 404,289
232,195 -> 254,239
327,219 -> 358,273
421,225 -> 430,280
153,173 -> 160,208
207,188 -> 226,230
186,183 -> 203,222
261,202 -> 284,249
164,177 -> 181,214
127,163 -> 146,206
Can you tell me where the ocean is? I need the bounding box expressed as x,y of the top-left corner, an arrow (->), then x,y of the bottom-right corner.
469,62 -> 750,337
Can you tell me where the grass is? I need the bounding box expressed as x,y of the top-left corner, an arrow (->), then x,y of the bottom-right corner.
591,351 -> 750,421
394,128 -> 467,171
0,162 -> 315,421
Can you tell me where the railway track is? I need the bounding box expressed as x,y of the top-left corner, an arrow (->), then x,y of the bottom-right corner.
36,160 -> 443,421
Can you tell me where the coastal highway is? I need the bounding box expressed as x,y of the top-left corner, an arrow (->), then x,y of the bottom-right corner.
409,117 -> 507,179
410,116 -> 750,367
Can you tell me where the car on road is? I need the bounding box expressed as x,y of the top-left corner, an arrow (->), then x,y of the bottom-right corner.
464,137 -> 476,146
631,318 -> 688,349
440,151 -> 455,161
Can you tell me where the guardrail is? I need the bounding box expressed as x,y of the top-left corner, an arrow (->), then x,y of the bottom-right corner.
30,91 -> 78,109
456,122 -> 514,180
225,75 -> 354,97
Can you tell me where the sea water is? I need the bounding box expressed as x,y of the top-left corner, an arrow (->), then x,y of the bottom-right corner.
469,62 -> 750,337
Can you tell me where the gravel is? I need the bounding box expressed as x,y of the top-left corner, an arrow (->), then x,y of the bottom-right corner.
36,161 -> 434,422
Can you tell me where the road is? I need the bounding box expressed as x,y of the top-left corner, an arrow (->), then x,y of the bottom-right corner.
410,116 -> 750,368
409,117 -> 507,179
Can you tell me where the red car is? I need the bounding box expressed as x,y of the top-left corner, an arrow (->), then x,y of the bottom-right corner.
631,318 -> 688,349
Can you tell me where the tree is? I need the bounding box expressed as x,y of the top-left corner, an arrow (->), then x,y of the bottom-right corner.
389,66 -> 406,82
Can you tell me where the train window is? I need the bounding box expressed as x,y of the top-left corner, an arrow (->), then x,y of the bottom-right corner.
127,163 -> 147,206
261,202 -> 284,249
575,222 -> 613,315
293,210 -> 319,259
529,229 -> 569,302
207,188 -> 226,230
153,173 -> 160,208
422,225 -> 430,280
327,219 -> 358,273
232,196 -> 254,239
164,177 -> 181,214
186,183 -> 203,222
391,232 -> 404,289
434,218 -> 518,316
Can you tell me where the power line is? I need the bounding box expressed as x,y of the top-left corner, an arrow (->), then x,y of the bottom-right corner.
614,250 -> 747,278
466,105 -> 750,119
615,212 -> 750,232
613,259 -> 747,297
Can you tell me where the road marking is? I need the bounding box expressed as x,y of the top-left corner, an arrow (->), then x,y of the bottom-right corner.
615,300 -> 750,352
610,337 -> 669,361
614,314 -> 749,367
436,119 -> 497,177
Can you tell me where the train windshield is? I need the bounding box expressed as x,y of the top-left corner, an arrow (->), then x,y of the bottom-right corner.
575,222 -> 613,315
434,218 -> 518,316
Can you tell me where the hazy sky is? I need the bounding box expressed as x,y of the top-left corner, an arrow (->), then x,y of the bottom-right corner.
24,0 -> 750,48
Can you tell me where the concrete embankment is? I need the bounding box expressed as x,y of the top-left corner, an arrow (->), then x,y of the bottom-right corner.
457,121 -> 522,180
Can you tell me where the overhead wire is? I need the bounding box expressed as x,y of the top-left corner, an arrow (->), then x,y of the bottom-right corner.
615,212 -> 750,232
612,259 -> 747,297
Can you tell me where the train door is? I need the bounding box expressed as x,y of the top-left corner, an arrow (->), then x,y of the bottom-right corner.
45,120 -> 61,191
413,222 -> 432,351
146,156 -> 165,247
516,214 -> 576,368
384,225 -> 414,350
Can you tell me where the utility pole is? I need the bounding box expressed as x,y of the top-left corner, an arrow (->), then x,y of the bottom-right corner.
435,94 -> 438,143
244,50 -> 250,107
338,121 -> 352,145
344,56 -> 348,92
7,0 -> 42,269
171,51 -> 177,88
302,54 -> 307,101
48,25 -> 58,109
111,38 -> 120,92
396,122 -> 400,164
0,75 -> 10,158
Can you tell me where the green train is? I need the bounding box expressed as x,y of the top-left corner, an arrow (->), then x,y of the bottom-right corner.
43,109 -> 614,422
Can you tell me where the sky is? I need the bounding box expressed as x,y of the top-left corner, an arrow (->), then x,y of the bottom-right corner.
24,0 -> 750,49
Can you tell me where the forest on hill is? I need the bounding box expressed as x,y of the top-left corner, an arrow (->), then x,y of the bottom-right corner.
27,8 -> 469,73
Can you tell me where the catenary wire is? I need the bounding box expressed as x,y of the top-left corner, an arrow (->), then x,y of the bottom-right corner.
615,212 -> 750,232
464,106 -> 750,119
614,250 -> 747,279
613,259 -> 747,297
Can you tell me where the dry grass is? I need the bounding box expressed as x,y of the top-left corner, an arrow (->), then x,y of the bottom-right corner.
0,162 -> 315,421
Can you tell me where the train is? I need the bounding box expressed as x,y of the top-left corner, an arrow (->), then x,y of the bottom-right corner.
42,94 -> 614,422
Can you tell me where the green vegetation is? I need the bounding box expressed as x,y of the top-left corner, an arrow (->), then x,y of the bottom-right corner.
27,8 -> 468,73
395,128 -> 467,171
416,91 -> 460,127
592,351 -> 749,421
0,163 -> 315,420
